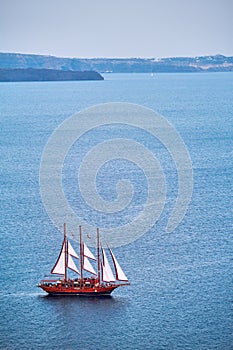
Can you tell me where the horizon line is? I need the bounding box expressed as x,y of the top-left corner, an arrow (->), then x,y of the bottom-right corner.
1,51 -> 232,60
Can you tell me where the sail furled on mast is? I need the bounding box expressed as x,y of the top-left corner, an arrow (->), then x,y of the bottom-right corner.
51,240 -> 66,275
108,247 -> 128,281
83,256 -> 97,275
102,248 -> 115,282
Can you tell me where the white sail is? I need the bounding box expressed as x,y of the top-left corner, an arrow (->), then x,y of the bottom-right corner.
102,262 -> 110,283
109,247 -> 128,281
102,248 -> 115,282
51,241 -> 65,275
83,256 -> 97,275
68,241 -> 79,259
83,242 -> 96,260
68,254 -> 80,274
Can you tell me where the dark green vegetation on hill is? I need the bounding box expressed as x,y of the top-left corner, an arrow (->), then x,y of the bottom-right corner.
0,67 -> 103,82
0,52 -> 233,73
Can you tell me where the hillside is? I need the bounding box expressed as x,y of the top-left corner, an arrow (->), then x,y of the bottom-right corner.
0,53 -> 233,73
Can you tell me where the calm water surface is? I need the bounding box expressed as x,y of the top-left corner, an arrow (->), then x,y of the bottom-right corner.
0,73 -> 232,349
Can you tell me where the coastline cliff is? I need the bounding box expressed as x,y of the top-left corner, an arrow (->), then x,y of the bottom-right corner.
0,52 -> 232,74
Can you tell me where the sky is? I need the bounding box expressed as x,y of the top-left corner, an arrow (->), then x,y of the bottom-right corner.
0,0 -> 232,58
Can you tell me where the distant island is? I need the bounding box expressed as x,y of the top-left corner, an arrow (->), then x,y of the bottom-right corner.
0,52 -> 232,75
0,67 -> 103,82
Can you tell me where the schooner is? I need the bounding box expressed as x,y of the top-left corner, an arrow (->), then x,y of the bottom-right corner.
38,224 -> 130,296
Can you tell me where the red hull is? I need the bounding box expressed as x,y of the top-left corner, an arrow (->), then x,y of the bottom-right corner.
38,279 -> 127,296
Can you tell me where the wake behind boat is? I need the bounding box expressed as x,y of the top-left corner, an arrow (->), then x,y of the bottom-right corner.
38,224 -> 130,296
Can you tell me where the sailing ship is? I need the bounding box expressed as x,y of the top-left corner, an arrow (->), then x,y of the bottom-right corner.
38,224 -> 130,296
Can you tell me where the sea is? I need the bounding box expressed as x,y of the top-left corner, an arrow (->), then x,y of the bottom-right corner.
0,73 -> 232,350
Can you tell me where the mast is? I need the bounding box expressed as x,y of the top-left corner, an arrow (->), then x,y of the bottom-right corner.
97,228 -> 100,283
79,225 -> 83,280
64,223 -> 68,282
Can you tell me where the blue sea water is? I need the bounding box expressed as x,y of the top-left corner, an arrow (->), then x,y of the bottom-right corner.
0,73 -> 232,350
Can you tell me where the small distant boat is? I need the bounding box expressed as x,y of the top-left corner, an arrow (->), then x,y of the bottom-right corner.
38,224 -> 130,296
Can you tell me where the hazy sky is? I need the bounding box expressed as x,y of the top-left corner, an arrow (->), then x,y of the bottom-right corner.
0,0 -> 232,58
